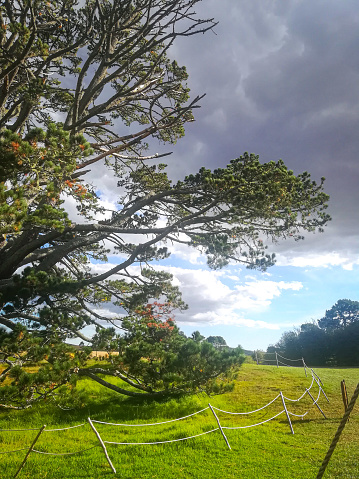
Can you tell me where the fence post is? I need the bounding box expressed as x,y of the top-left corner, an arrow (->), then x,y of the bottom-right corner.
311,368 -> 324,388
208,404 -> 231,450
320,386 -> 330,403
14,425 -> 46,478
312,374 -> 330,403
306,389 -> 326,419
279,392 -> 294,434
302,358 -> 307,377
340,380 -> 349,421
88,418 -> 116,474
316,383 -> 359,479
255,350 -> 259,365
275,352 -> 279,368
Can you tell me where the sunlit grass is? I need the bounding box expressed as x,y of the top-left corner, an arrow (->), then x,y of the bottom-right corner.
1,362 -> 358,478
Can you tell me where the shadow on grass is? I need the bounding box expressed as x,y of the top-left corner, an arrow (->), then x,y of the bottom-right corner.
2,389 -> 210,428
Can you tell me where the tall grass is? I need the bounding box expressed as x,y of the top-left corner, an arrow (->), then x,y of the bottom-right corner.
0,362 -> 358,478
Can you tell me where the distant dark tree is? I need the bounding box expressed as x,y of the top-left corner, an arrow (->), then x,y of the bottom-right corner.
274,323 -> 330,367
299,323 -> 318,333
318,299 -> 359,330
274,314 -> 359,367
205,336 -> 227,348
274,330 -> 302,359
331,321 -> 359,366
274,300 -> 359,367
297,324 -> 331,366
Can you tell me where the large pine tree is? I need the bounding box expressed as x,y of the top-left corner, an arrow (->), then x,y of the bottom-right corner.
0,0 -> 330,408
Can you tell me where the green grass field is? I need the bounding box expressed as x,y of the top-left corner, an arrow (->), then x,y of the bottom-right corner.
1,361 -> 358,478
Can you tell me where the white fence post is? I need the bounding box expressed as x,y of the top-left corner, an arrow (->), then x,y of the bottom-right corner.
208,404 -> 231,450
320,385 -> 330,404
88,417 -> 116,474
312,372 -> 330,403
275,352 -> 279,368
306,389 -> 327,419
14,425 -> 46,478
279,392 -> 294,434
311,368 -> 324,387
302,358 -> 307,377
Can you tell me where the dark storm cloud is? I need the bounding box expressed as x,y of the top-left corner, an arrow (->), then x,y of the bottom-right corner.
162,0 -> 359,258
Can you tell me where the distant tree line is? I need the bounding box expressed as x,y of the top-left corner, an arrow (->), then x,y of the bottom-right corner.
268,299 -> 359,367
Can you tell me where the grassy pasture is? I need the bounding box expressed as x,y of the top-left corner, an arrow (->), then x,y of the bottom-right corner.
0,362 -> 358,478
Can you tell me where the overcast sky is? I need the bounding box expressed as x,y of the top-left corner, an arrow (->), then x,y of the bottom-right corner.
84,0 -> 359,351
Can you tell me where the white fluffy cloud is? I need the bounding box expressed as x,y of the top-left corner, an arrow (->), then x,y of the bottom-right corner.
150,265 -> 302,328
88,259 -> 303,330
276,252 -> 359,270
166,241 -> 205,265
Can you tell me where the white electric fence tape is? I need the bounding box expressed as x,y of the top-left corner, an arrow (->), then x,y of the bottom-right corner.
92,407 -> 210,427
212,394 -> 281,415
288,410 -> 309,418
45,423 -> 86,432
32,445 -> 98,455
0,427 -> 40,431
222,410 -> 285,429
103,428 -> 219,446
0,447 -> 30,454
277,354 -> 302,362
277,361 -> 292,367
284,376 -> 315,401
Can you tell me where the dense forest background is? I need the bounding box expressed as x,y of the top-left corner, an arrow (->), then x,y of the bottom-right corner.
266,299 -> 359,366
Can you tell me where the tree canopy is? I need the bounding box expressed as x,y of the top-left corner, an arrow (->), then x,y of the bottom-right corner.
0,0 -> 330,408
318,299 -> 359,330
205,336 -> 227,348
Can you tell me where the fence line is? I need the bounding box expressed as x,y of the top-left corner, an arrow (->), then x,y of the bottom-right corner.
256,352 -> 307,376
286,393 -> 323,420
13,425 -> 46,479
0,427 -> 40,431
306,388 -> 327,418
288,410 -> 309,419
311,368 -> 324,386
0,424 -> 86,432
283,375 -> 315,401
313,374 -> 330,403
32,445 -> 98,456
2,365 -> 327,476
277,354 -> 303,362
92,406 -> 209,427
221,410 -> 285,430
277,360 -> 292,367
0,448 -> 29,455
212,394 -> 281,415
280,392 -> 294,434
208,403 -> 231,449
88,417 -> 116,473
103,427 -> 220,446
45,423 -> 86,432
